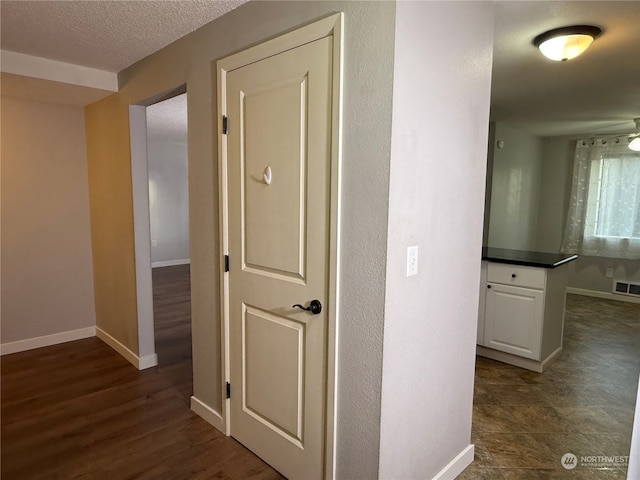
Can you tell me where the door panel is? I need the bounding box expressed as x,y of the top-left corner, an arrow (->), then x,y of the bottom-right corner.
243,78 -> 307,281
226,36 -> 332,480
243,305 -> 304,445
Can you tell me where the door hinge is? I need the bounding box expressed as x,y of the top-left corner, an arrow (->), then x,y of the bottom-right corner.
226,382 -> 231,399
222,115 -> 228,135
224,254 -> 230,272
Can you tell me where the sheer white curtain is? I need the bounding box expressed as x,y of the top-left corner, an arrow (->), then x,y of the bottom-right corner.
561,136 -> 640,260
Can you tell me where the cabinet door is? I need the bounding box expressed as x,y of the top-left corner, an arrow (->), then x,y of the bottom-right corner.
484,283 -> 544,360
477,261 -> 488,346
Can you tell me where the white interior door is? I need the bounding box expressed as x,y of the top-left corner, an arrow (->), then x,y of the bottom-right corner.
225,36 -> 333,480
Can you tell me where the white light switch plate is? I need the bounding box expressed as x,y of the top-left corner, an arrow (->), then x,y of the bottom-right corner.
407,246 -> 419,277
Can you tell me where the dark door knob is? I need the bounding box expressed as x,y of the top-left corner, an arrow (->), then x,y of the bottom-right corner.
292,299 -> 322,315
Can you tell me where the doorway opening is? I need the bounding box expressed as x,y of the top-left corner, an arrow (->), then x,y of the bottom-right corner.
130,87 -> 193,402
147,93 -> 192,400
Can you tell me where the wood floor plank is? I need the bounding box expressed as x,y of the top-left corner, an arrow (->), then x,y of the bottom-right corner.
1,265 -> 284,480
5,266 -> 637,479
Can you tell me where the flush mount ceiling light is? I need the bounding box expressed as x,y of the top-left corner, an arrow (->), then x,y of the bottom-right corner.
533,25 -> 602,61
629,118 -> 640,152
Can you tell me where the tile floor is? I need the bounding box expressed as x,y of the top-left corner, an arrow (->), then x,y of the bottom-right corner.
461,294 -> 640,480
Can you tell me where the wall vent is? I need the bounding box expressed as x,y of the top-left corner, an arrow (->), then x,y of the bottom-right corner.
612,279 -> 640,297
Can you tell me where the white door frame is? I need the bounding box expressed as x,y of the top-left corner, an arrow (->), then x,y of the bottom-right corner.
129,84 -> 187,370
129,105 -> 158,369
216,13 -> 343,479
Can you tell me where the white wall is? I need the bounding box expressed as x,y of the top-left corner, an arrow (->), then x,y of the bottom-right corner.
379,2 -> 494,478
146,93 -> 189,267
1,96 -> 96,349
487,122 -> 543,250
147,140 -> 189,265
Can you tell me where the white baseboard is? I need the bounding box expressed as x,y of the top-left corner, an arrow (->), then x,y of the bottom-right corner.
96,327 -> 158,370
567,287 -> 640,304
190,396 -> 226,434
138,353 -> 159,369
432,444 -> 474,480
477,345 -> 562,373
152,258 -> 190,268
1,326 -> 96,356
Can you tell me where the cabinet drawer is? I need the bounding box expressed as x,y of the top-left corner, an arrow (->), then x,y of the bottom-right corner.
487,262 -> 546,289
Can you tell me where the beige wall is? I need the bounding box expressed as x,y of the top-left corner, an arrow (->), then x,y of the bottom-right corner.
1,96 -> 96,344
86,2 -> 395,477
85,95 -> 139,351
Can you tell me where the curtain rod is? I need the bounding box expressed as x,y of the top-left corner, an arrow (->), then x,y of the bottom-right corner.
579,135 -> 634,147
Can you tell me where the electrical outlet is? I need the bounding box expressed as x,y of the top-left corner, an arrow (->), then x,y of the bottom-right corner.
605,267 -> 614,278
152,240 -> 157,247
407,246 -> 419,277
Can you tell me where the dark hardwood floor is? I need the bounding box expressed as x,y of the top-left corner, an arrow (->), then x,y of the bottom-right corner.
1,265 -> 283,480
6,265 -> 636,479
151,264 -> 194,405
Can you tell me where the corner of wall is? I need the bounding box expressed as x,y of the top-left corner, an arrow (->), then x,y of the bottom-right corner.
85,94 -> 140,357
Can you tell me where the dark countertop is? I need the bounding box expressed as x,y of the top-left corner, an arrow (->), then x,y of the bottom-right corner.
482,247 -> 578,268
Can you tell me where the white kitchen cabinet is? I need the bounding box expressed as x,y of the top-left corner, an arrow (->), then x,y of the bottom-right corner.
477,258 -> 573,372
484,282 -> 544,360
477,260 -> 487,345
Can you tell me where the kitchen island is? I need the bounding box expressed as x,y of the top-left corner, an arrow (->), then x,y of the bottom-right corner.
477,248 -> 578,372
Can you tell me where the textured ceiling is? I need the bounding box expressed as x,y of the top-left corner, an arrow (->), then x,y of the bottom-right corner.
0,0 -> 248,72
1,1 -> 637,137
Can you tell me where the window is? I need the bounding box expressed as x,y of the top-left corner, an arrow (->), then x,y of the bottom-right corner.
561,138 -> 640,259
585,153 -> 640,238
